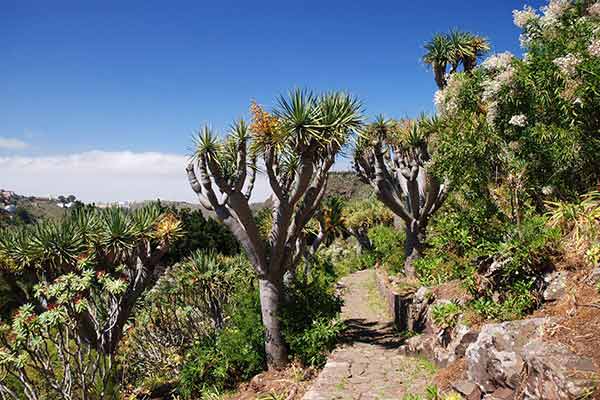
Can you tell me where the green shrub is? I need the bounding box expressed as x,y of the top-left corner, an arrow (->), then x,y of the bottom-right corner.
285,317 -> 344,367
328,245 -> 377,275
431,301 -> 463,329
179,289 -> 265,397
121,252 -> 253,391
368,225 -> 406,274
469,279 -> 537,321
281,272 -> 344,367
163,205 -> 240,264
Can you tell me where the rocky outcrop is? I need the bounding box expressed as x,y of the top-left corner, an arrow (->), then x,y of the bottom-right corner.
466,318 -> 547,393
465,317 -> 597,399
522,340 -> 597,400
377,267 -> 599,399
402,323 -> 479,367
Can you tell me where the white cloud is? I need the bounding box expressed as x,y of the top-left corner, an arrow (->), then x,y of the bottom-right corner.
0,137 -> 28,150
0,151 -> 271,203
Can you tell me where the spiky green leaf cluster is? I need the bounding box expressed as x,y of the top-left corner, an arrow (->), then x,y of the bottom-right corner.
193,89 -> 363,178
0,203 -> 182,274
343,199 -> 394,232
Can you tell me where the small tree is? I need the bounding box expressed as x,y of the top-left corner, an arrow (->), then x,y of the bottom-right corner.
0,205 -> 182,399
186,89 -> 362,368
343,198 -> 394,252
353,116 -> 449,278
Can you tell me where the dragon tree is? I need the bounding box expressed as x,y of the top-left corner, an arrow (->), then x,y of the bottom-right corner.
186,89 -> 362,368
0,205 -> 182,400
353,116 -> 449,278
423,30 -> 490,89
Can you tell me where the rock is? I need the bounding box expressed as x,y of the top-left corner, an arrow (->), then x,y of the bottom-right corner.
401,324 -> 479,367
452,380 -> 482,400
522,340 -> 597,400
466,318 -> 548,393
408,286 -> 435,333
402,334 -> 438,359
447,324 -> 480,360
482,387 -> 514,400
542,271 -> 569,301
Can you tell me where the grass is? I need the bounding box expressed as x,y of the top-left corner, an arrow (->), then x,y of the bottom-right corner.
335,377 -> 348,391
362,270 -> 392,319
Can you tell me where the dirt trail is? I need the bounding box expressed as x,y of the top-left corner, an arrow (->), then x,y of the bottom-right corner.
303,269 -> 435,400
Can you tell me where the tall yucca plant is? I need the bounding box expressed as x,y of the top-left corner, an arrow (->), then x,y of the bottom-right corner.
187,89 -> 363,369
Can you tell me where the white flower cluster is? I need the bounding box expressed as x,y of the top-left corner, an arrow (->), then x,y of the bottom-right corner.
520,33 -> 532,48
553,54 -> 581,76
482,67 -> 514,102
541,186 -> 555,196
513,5 -> 539,28
589,39 -> 600,57
434,90 -> 445,111
509,114 -> 528,127
481,52 -> 514,71
588,2 -> 600,17
540,0 -> 572,26
434,74 -> 462,116
480,52 -> 516,126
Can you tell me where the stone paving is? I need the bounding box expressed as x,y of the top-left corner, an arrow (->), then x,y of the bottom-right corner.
303,269 -> 436,400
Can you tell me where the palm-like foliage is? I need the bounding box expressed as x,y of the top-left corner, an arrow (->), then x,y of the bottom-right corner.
321,196 -> 347,243
423,30 -> 490,88
424,33 -> 452,89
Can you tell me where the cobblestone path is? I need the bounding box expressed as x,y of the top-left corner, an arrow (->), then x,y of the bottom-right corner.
303,269 -> 436,400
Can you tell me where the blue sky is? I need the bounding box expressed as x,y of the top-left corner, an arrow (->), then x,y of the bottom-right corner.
0,0 -> 545,202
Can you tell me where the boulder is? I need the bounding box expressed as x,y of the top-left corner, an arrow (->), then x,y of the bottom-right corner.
466,317 -> 599,399
522,340 -> 597,400
466,318 -> 548,393
402,323 -> 479,367
452,380 -> 482,400
542,271 -> 569,301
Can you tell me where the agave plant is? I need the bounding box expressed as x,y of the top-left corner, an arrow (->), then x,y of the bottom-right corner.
186,88 -> 363,368
0,204 -> 182,400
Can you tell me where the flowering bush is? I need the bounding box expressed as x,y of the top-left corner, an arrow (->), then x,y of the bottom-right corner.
433,0 -> 600,202
423,0 -> 599,322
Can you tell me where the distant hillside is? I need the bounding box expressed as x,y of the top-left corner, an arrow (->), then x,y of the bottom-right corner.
326,171 -> 372,201
0,171 -> 372,226
0,190 -> 72,227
